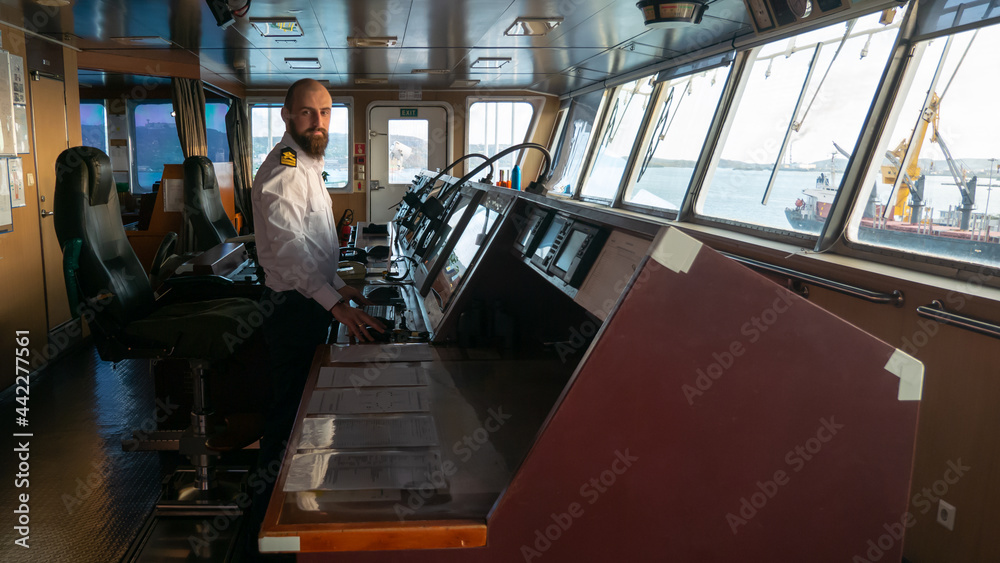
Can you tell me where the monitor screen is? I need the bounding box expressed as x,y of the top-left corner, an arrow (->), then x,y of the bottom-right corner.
555,229 -> 588,272
518,215 -> 540,248
431,203 -> 499,310
530,215 -> 569,269
420,194 -> 470,268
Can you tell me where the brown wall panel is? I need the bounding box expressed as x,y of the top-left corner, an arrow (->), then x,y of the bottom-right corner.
687,230 -> 1000,563
0,25 -> 48,388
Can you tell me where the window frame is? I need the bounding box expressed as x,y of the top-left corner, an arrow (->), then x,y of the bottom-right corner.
80,100 -> 109,154
248,96 -> 354,193
687,12 -> 910,249
127,98 -> 231,193
545,89 -> 609,199
464,96 -> 545,174
618,60 -> 736,220
834,12 -> 1000,275
576,75 -> 659,206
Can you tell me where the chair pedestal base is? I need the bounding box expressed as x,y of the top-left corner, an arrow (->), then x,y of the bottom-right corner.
158,467 -> 248,509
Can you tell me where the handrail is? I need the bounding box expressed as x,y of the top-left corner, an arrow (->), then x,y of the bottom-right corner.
720,252 -> 905,307
916,300 -> 1000,340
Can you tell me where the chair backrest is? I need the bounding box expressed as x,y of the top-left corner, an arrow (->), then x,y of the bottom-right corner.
183,156 -> 238,250
54,147 -> 155,332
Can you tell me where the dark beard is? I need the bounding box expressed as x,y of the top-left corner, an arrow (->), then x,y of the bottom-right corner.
289,121 -> 329,158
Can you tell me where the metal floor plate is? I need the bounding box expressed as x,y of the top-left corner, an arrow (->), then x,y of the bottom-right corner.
0,345 -> 173,563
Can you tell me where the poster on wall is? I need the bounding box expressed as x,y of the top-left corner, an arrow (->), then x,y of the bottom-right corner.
8,53 -> 25,105
13,104 -> 28,154
8,156 -> 24,207
0,157 -> 12,233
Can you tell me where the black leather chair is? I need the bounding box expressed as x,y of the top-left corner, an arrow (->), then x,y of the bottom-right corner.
54,146 -> 263,501
183,155 -> 247,250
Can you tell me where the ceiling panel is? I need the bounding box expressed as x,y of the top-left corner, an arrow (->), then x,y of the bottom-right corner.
15,0 -> 764,95
574,48 -> 663,76
400,0 -> 514,48
529,73 -> 603,94
456,47 -> 607,75
393,48 -> 471,74
633,14 -> 752,56
309,0 -> 413,49
256,48 -> 341,76
330,48 -> 402,75
237,73 -> 349,90
471,0 -> 617,48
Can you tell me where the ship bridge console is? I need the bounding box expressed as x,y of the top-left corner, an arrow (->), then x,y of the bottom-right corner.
260,170 -> 922,563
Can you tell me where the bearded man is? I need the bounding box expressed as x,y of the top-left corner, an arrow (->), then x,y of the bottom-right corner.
246,80 -> 383,557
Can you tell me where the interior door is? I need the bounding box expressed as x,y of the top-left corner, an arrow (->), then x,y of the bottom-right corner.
368,104 -> 449,223
31,75 -> 72,329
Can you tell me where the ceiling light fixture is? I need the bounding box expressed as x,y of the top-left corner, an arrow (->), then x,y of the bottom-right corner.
285,58 -> 321,69
250,18 -> 303,37
411,69 -> 451,74
636,0 -> 708,25
33,0 -> 71,6
504,17 -> 563,36
347,36 -> 398,47
470,57 -> 511,70
451,79 -> 481,88
355,78 -> 389,85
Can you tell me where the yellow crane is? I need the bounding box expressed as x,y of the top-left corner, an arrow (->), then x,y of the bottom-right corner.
881,93 -> 938,221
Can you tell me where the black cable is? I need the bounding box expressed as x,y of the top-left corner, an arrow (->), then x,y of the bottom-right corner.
438,142 -> 553,206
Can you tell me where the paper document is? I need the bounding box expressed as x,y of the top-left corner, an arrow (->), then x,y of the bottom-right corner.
317,365 -> 429,388
297,414 -> 438,450
284,450 -> 444,492
328,343 -> 434,363
307,387 -> 431,414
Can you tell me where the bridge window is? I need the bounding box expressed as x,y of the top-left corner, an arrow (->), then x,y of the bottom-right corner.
847,20 -> 1000,269
80,102 -> 108,154
467,100 -> 536,177
580,76 -> 655,202
250,103 -> 350,188
623,65 -> 731,213
130,100 -> 230,192
547,89 -> 605,196
697,10 -> 902,235
388,118 -> 429,184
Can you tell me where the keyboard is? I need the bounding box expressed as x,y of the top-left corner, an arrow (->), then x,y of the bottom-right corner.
364,305 -> 396,328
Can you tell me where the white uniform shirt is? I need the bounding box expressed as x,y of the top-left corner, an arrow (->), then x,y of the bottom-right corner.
251,131 -> 346,311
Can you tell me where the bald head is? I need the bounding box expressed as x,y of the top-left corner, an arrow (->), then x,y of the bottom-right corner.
283,78 -> 329,111
282,79 -> 333,157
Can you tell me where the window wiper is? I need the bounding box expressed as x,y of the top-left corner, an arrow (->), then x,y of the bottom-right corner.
637,80 -> 688,183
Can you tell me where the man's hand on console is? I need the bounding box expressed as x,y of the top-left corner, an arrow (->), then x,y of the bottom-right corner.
331,299 -> 385,342
337,285 -> 373,307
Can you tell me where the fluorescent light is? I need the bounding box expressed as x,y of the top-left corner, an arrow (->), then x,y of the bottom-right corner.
110,36 -> 172,47
355,78 -> 389,85
411,69 -> 451,74
471,57 -> 511,70
285,58 -> 321,69
347,36 -> 398,47
504,17 -> 563,36
451,79 -> 481,88
250,18 -> 303,37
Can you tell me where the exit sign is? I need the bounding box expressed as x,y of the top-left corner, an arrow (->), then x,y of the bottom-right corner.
400,108 -> 418,117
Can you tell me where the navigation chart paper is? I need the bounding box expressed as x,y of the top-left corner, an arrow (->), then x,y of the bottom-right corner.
297,414 -> 439,450
307,387 -> 431,414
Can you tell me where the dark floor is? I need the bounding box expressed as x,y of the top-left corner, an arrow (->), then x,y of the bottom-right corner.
0,343 -> 196,563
